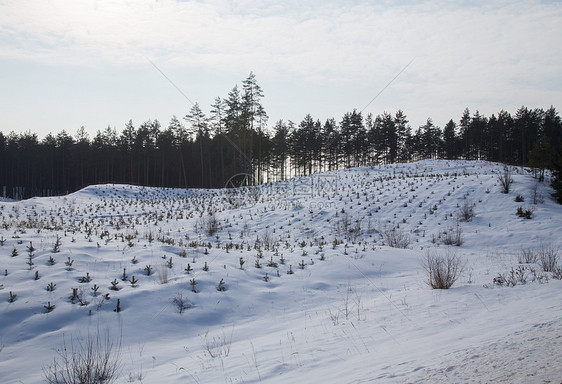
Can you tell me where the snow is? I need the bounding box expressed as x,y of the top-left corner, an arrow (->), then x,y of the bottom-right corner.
0,160 -> 561,383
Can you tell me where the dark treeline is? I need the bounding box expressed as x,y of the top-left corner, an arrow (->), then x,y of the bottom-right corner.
1,72 -> 562,199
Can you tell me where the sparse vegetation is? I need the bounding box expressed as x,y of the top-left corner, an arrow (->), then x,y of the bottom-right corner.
498,166 -> 513,194
144,265 -> 153,276
217,279 -> 226,291
422,249 -> 464,289
332,213 -> 362,241
79,273 -> 91,283
43,331 -> 121,384
530,180 -> 544,204
382,225 -> 410,249
516,206 -> 533,219
440,223 -> 463,246
518,248 -> 537,264
172,292 -> 190,313
457,200 -> 474,222
44,301 -> 55,313
53,235 -> 62,253
203,329 -> 233,358
538,245 -> 559,272
129,276 -> 138,287
493,265 -> 549,287
65,257 -> 74,270
190,278 -> 198,293
109,279 -> 120,291
196,213 -> 219,236
156,264 -> 168,285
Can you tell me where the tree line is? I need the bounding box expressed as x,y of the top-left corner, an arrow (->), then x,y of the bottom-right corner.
1,72 -> 561,200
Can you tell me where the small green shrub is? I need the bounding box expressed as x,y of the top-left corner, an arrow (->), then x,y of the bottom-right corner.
44,301 -> 55,313
516,206 -> 533,219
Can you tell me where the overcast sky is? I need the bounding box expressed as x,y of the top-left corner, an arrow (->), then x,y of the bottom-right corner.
1,0 -> 561,139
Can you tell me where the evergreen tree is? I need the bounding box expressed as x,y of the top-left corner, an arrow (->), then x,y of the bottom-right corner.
486,110 -> 514,163
514,106 -> 543,165
55,130 -> 75,192
542,106 -> 562,154
528,136 -> 555,181
551,151 -> 562,204
323,118 -> 340,171
339,110 -> 365,167
272,120 -> 290,180
241,72 -> 268,180
224,85 -> 246,175
209,97 -> 227,185
442,119 -> 458,159
185,103 -> 209,187
73,126 -> 91,188
119,120 -> 136,184
367,113 -> 385,164
419,118 -> 442,159
459,108 -> 471,160
395,110 -> 412,162
470,111 -> 488,160
377,112 -> 397,164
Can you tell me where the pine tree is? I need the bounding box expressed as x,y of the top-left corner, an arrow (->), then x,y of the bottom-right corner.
459,108 -> 471,160
185,103 -> 209,187
395,110 -> 412,162
551,150 -> 562,204
241,72 -> 268,181
224,85 -> 246,175
272,120 -> 290,180
323,118 -> 340,171
442,119 -> 458,159
210,97 -> 227,185
528,136 -> 555,181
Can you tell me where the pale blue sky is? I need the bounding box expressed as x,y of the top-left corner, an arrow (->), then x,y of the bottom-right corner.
1,0 -> 561,139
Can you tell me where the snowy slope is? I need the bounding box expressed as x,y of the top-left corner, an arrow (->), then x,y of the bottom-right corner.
0,160 -> 561,383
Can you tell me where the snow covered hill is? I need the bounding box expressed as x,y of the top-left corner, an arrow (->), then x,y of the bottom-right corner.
0,160 -> 561,383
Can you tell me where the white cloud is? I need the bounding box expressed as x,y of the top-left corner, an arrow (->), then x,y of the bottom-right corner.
1,0 -> 561,133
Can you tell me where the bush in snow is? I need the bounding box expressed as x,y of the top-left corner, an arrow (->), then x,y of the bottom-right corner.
440,223 -> 463,246
202,329 -> 233,358
457,200 -> 474,222
422,249 -> 464,289
492,265 -> 549,287
172,292 -> 190,313
529,179 -> 544,204
538,244 -> 559,272
382,225 -> 410,249
498,166 -> 513,194
156,264 -> 168,285
195,212 -> 219,236
518,248 -> 538,264
43,331 -> 121,384
332,213 -> 362,242
516,206 -> 533,219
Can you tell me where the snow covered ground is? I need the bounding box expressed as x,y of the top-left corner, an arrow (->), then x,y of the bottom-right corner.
0,160 -> 561,383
